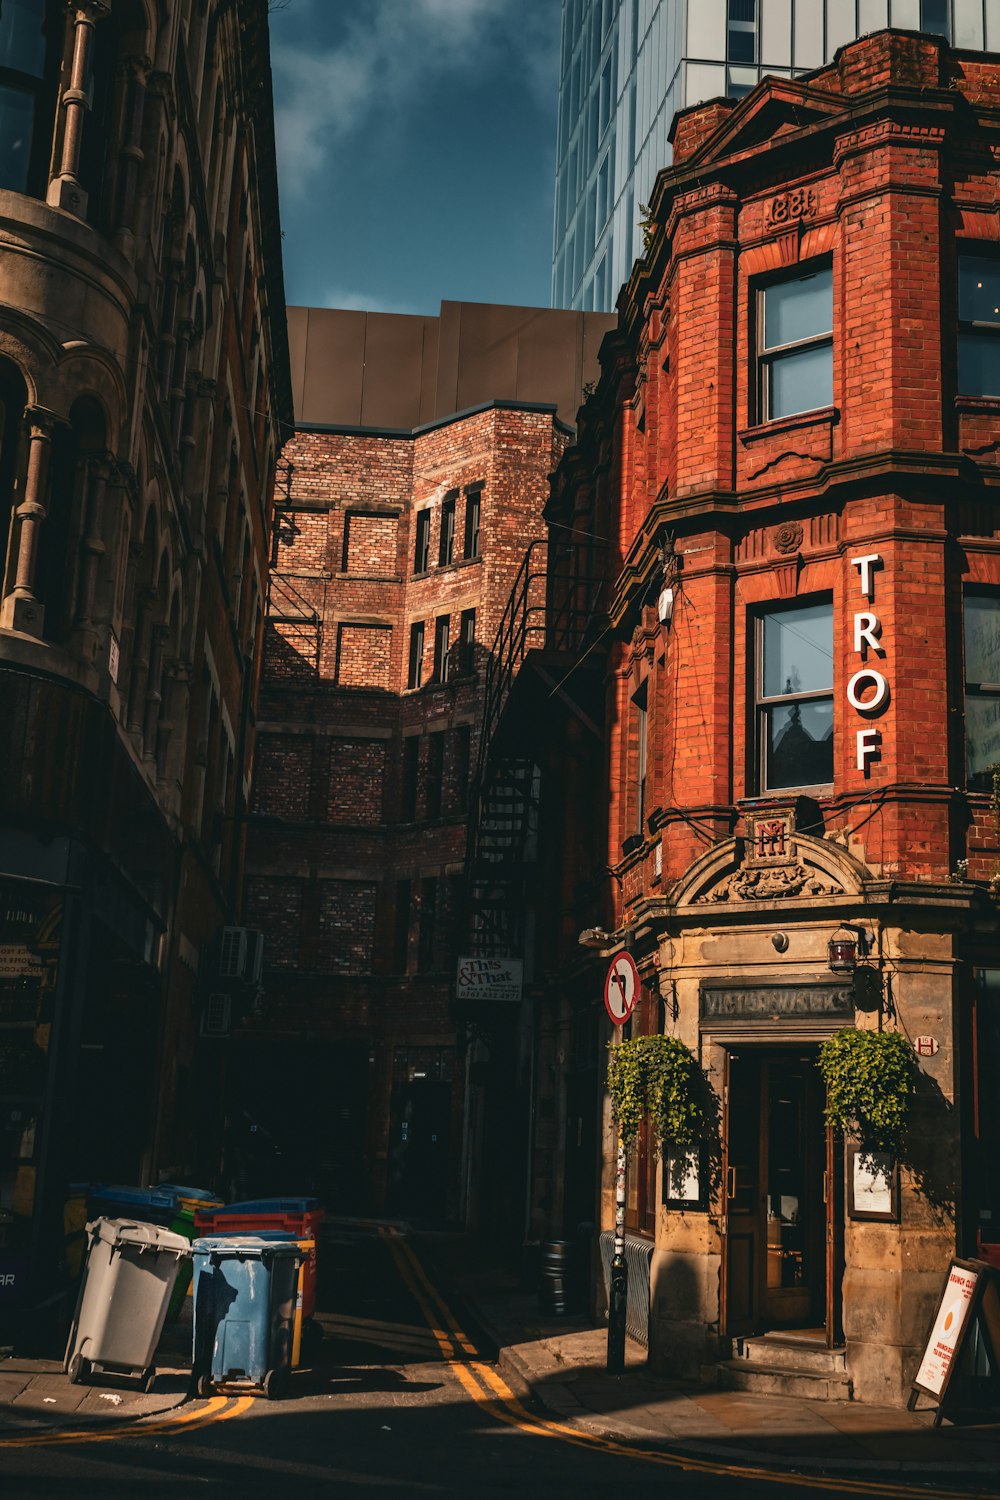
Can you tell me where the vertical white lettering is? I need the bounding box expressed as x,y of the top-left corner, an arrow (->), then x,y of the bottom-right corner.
851,553 -> 882,599
853,611 -> 885,657
847,669 -> 890,714
857,728 -> 881,773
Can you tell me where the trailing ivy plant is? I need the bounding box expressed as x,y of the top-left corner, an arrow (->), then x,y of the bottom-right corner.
607,1034 -> 706,1153
817,1027 -> 917,1160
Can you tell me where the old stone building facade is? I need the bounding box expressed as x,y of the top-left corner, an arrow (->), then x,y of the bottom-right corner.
0,0 -> 291,1325
478,29 -> 1000,1405
241,303 -> 611,1220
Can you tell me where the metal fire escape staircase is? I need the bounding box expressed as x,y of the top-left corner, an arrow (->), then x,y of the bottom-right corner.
265,473 -> 322,676
265,571 -> 322,675
465,538 -> 606,963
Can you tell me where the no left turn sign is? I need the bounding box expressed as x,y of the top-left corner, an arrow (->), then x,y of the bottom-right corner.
604,952 -> 640,1026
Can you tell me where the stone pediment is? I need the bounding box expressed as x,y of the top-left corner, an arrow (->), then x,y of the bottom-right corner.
672,827 -> 868,910
682,80 -> 844,170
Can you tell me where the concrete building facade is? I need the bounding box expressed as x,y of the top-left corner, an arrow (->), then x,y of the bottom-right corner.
0,0 -> 291,1330
554,0 -> 998,311
489,28 -> 1000,1404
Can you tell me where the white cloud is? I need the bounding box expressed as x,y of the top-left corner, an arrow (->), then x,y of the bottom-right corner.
272,0 -> 558,200
319,285 -> 427,316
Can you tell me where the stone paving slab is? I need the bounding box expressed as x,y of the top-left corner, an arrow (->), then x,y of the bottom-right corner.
12,1382 -> 89,1414
0,1326 -> 191,1434
424,1232 -> 1000,1488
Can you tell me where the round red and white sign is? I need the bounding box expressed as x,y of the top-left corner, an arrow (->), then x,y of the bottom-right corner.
604,952 -> 640,1026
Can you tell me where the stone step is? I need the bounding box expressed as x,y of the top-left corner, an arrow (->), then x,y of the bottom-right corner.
719,1360 -> 853,1402
736,1334 -> 847,1376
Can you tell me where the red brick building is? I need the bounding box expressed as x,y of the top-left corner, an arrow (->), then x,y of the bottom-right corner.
240,303 -> 610,1218
0,0 -> 290,1329
482,30 -> 1000,1405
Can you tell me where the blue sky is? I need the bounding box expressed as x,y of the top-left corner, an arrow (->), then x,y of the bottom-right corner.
270,0 -> 562,315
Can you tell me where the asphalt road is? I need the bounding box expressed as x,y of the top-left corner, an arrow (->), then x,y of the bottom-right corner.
0,1227 -> 974,1499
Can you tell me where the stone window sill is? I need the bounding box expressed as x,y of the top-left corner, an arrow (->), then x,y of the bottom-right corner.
739,405 -> 838,445
335,571 -> 401,583
955,395 -> 1000,414
412,556 -> 482,581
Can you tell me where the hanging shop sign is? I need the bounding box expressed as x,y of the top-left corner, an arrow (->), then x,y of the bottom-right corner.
455,956 -> 523,1004
850,552 -> 891,776
604,952 -> 640,1026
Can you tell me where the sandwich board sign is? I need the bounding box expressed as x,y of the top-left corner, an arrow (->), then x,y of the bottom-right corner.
909,1258 -> 1000,1423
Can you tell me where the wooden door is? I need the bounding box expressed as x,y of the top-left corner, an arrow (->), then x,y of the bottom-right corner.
760,1054 -> 825,1328
722,1047 -> 832,1338
724,1050 -> 763,1335
825,1121 -> 845,1345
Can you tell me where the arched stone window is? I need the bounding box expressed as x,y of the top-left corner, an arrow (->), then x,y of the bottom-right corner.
157,170 -> 186,393
141,552 -> 169,761
36,394 -> 105,645
0,0 -> 64,198
125,508 -> 157,736
156,589 -> 184,786
0,359 -> 28,598
78,7 -> 118,228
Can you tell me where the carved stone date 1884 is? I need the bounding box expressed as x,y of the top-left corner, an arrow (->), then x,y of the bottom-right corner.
766,187 -> 818,227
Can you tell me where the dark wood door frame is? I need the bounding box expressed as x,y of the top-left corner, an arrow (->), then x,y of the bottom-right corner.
720,1043 -> 841,1344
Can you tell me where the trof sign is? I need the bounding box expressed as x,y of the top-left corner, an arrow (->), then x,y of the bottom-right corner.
849,552 -> 891,776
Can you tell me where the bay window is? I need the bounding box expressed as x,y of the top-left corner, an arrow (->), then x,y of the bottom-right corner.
0,0 -> 64,198
958,249 -> 1000,398
755,599 -> 834,791
757,265 -> 833,423
964,590 -> 1000,786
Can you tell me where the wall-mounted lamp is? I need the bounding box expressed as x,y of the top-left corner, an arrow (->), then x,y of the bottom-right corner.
828,932 -> 857,972
827,924 -> 872,974
578,927 -> 613,949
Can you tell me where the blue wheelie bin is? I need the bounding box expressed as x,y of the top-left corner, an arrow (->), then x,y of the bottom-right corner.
191,1235 -> 301,1399
87,1186 -> 175,1227
205,1230 -> 314,1367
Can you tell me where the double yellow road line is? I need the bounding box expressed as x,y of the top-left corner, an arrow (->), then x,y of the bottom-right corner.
0,1392 -> 254,1449
382,1227 -> 996,1500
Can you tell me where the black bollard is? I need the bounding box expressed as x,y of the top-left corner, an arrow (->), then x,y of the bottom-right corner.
607,1250 -> 627,1373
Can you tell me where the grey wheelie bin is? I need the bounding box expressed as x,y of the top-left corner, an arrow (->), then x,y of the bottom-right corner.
191,1234 -> 301,1399
64,1217 -> 190,1391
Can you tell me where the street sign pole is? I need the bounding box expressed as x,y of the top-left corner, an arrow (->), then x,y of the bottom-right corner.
608,1128 -> 627,1374
603,952 -> 639,1376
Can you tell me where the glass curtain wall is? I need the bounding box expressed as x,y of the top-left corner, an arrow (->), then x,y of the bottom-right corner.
553,0 -> 996,313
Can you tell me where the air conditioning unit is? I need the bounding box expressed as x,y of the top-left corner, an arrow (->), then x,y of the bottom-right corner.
219,927 -> 247,980
200,992 -> 232,1038
218,927 -> 265,984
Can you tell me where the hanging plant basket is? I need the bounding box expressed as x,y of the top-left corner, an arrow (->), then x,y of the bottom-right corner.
817,1027 -> 917,1161
606,1034 -> 706,1154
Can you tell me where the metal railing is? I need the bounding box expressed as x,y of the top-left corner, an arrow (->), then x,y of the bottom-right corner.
462,536 -> 607,960
475,539 -> 607,789
264,570 -> 322,676
476,540 -> 550,781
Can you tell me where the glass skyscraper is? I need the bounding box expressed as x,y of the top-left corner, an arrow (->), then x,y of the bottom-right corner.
553,0 -> 995,312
